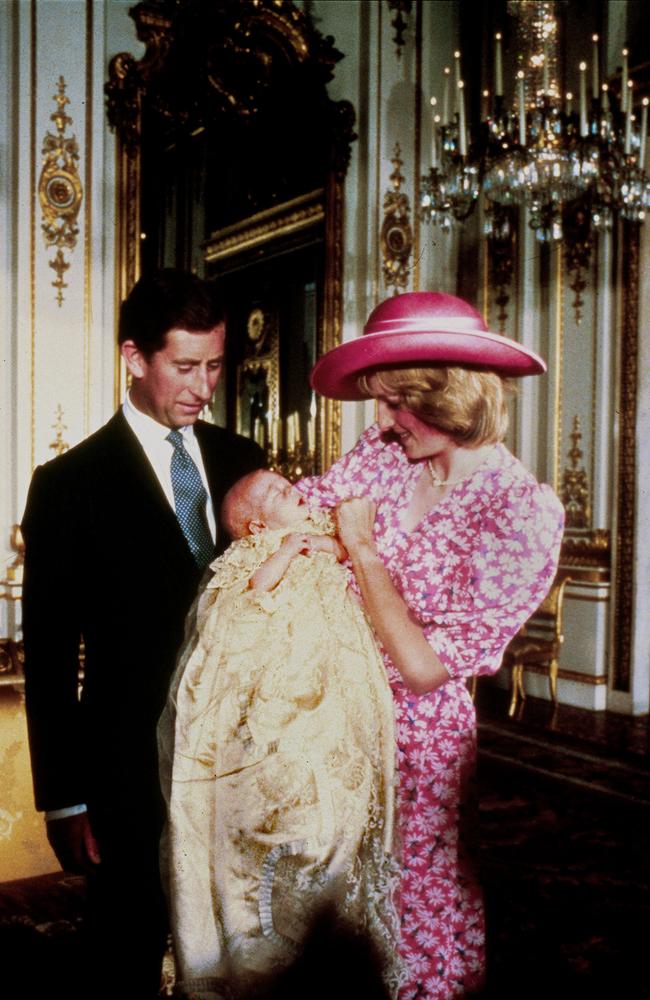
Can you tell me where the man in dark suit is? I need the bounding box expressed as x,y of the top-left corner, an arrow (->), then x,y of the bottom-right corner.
21,269 -> 264,998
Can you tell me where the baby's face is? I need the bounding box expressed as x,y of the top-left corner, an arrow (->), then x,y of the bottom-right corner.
248,472 -> 309,530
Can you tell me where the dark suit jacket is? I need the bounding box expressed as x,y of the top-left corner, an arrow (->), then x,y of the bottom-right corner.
22,411 -> 264,814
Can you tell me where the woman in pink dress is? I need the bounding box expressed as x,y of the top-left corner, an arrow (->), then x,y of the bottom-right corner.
298,292 -> 565,999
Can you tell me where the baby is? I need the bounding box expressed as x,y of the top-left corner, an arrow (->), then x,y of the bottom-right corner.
158,470 -> 399,1000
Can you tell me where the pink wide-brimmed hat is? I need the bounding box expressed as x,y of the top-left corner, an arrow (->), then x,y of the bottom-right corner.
310,292 -> 546,400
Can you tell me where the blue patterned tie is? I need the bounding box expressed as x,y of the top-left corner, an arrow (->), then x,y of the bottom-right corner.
166,429 -> 215,570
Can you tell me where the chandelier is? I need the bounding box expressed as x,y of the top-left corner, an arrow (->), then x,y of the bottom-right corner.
421,1 -> 649,243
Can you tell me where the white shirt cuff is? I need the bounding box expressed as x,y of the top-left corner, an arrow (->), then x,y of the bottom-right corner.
45,803 -> 88,821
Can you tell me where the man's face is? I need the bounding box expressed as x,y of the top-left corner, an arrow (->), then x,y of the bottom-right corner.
122,325 -> 225,428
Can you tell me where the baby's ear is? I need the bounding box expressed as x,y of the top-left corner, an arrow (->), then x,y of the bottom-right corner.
248,519 -> 266,535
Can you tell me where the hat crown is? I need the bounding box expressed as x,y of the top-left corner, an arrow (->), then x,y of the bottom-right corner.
364,291 -> 488,337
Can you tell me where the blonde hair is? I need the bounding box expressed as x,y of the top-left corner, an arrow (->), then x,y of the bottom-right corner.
358,366 -> 514,445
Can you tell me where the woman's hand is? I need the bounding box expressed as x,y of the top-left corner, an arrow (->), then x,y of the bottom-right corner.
335,497 -> 377,555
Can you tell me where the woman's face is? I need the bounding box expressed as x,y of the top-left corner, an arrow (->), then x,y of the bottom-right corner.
368,378 -> 455,461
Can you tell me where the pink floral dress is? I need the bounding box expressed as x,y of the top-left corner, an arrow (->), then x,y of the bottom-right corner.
298,424 -> 564,999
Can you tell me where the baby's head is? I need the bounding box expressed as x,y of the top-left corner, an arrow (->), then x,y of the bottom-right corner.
222,470 -> 310,539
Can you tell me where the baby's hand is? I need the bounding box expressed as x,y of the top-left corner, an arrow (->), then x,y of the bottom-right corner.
282,533 -> 313,557
305,535 -> 348,561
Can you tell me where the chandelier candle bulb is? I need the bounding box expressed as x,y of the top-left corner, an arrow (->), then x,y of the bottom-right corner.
625,81 -> 633,154
592,35 -> 599,98
517,71 -> 526,146
566,91 -> 573,116
640,98 -> 648,171
622,48 -> 629,114
442,67 -> 451,124
429,98 -> 439,167
495,33 -> 503,97
579,62 -> 588,136
482,89 -> 489,120
458,80 -> 467,156
542,43 -> 549,95
601,82 -> 608,112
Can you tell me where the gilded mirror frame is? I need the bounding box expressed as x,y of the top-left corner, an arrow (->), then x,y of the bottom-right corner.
106,0 -> 356,472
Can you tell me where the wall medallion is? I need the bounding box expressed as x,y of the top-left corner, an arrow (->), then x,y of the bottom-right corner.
38,77 -> 83,306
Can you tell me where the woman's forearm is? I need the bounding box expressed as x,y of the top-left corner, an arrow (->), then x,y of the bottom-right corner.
349,542 -> 450,695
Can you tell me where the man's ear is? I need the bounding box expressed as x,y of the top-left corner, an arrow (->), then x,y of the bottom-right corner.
121,340 -> 147,380
248,519 -> 266,535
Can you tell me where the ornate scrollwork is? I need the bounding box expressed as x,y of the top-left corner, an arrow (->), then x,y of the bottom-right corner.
485,202 -> 516,332
560,415 -> 591,530
612,221 -> 639,692
38,77 -> 83,306
563,197 -> 594,325
49,405 -> 70,457
381,144 -> 413,294
387,0 -> 413,59
106,0 -> 349,156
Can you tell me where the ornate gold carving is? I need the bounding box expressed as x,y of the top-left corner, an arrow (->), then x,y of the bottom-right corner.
322,171 -> 344,469
106,1 -> 346,148
563,197 -> 594,325
204,191 -> 325,264
485,204 -> 517,332
560,415 -> 591,530
561,529 -> 610,569
387,0 -> 413,59
1,527 -> 25,689
49,405 -> 69,457
38,77 -> 83,306
612,221 -> 639,692
108,1 -> 349,469
381,144 -> 413,294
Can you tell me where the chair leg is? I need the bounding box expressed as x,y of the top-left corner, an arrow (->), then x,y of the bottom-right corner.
549,658 -> 559,704
508,663 -> 523,717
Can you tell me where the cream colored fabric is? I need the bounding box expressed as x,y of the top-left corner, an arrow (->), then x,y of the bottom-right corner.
159,513 -> 399,999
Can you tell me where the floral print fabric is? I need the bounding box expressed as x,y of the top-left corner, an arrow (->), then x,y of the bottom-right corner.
298,425 -> 564,998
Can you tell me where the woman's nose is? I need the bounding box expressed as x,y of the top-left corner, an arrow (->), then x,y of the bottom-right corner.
376,400 -> 394,431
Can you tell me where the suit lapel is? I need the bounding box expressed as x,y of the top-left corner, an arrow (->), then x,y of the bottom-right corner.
101,412 -> 197,572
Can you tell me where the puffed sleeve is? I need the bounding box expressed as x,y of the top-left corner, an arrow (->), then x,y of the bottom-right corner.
296,424 -> 395,506
420,482 -> 565,680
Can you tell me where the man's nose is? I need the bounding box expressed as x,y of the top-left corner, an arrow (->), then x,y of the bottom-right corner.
192,367 -> 214,400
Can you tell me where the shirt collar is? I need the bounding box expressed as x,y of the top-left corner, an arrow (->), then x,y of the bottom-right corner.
123,391 -> 196,448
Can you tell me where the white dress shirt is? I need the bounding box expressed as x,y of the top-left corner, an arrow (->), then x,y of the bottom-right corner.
46,395 -> 216,822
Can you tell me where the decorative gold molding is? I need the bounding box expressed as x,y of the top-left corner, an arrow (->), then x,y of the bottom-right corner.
561,528 -> 610,568
49,405 -> 69,457
204,191 -> 324,264
38,77 -> 83,306
84,0 -> 94,435
412,0 -> 422,292
387,0 -> 412,59
322,171 -> 344,468
30,1 -> 37,472
381,143 -> 413,294
563,198 -> 594,326
107,1 -> 350,469
612,221 -> 639,692
485,204 -> 517,332
520,664 -> 608,686
552,244 -> 564,492
560,415 -> 591,530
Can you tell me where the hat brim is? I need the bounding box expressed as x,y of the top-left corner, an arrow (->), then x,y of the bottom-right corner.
310,329 -> 546,400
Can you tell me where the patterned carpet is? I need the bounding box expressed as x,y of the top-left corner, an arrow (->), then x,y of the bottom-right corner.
476,687 -> 650,999
1,689 -> 648,998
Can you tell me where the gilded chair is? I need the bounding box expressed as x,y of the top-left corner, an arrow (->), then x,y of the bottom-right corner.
503,574 -> 571,717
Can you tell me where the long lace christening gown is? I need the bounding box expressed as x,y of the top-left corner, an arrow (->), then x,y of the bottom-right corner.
158,510 -> 400,999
